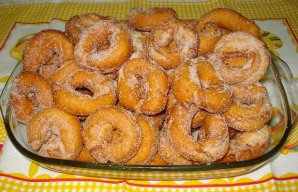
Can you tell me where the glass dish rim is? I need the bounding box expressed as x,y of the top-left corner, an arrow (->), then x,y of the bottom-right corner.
0,54 -> 293,173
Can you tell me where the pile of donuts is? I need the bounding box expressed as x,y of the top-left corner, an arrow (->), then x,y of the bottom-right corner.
9,7 -> 272,165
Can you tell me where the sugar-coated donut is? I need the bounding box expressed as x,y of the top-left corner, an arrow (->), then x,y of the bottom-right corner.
125,114 -> 159,165
27,107 -> 83,160
128,7 -> 177,31
66,13 -> 116,45
53,69 -> 116,116
83,106 -> 142,163
146,19 -> 198,69
165,104 -> 229,162
10,72 -> 54,124
224,83 -> 272,132
49,60 -> 81,84
158,130 -> 192,165
117,58 -> 169,115
75,20 -> 132,73
172,60 -> 232,113
197,8 -> 260,37
218,125 -> 270,162
197,23 -> 230,55
23,29 -> 74,79
208,32 -> 270,86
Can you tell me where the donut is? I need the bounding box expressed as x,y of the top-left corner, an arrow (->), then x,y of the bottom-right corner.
208,32 -> 270,86
165,104 -> 229,162
166,91 -> 208,128
146,19 -> 198,69
23,29 -> 74,79
117,58 -> 169,115
10,72 -> 54,124
75,20 -> 132,73
128,7 -> 177,31
49,60 -> 81,84
197,8 -> 260,37
197,23 -> 230,55
53,69 -> 116,116
172,60 -> 232,113
125,114 -> 159,165
27,107 -> 83,160
66,13 -> 116,45
223,83 -> 272,132
83,106 -> 142,163
158,130 -> 192,165
150,152 -> 168,165
75,146 -> 97,163
218,125 -> 270,162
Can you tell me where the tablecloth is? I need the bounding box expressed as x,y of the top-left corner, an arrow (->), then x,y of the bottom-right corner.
0,0 -> 298,191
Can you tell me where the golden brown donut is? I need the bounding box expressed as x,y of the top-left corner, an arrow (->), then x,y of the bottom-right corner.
75,146 -> 97,163
208,32 -> 270,86
75,20 -> 132,73
197,23 -> 230,56
23,29 -> 74,79
125,114 -> 159,165
150,152 -> 168,165
146,19 -> 198,69
49,60 -> 81,84
66,13 -> 116,45
197,8 -> 260,37
117,58 -> 169,115
223,83 -> 272,132
10,72 -> 54,124
128,7 -> 177,31
27,107 -> 83,160
172,60 -> 232,113
53,69 -> 116,116
158,130 -> 192,165
165,104 -> 229,162
218,125 -> 270,162
83,106 -> 142,163
166,91 -> 208,129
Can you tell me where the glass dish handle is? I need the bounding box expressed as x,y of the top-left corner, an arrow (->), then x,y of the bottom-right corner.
271,52 -> 298,124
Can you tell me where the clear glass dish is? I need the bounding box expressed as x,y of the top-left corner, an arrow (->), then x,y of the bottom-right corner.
0,53 -> 297,180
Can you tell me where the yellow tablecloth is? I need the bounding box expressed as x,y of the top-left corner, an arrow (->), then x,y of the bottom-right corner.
0,1 -> 298,191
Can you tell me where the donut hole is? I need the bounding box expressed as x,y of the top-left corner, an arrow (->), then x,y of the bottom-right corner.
96,41 -> 110,51
75,86 -> 94,97
222,52 -> 254,68
100,124 -> 121,143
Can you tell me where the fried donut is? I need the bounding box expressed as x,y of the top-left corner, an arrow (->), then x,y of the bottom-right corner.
10,72 -> 53,124
197,8 -> 260,37
49,60 -> 81,84
66,13 -> 116,45
166,91 -> 208,128
126,114 -> 159,165
75,20 -> 132,73
197,23 -> 230,55
150,152 -> 168,165
117,58 -> 169,115
75,146 -> 96,163
208,32 -> 270,86
158,130 -> 192,165
27,107 -> 83,160
83,106 -> 142,163
224,83 -> 272,132
165,104 -> 229,162
218,125 -> 270,162
128,7 -> 177,31
172,60 -> 232,113
146,19 -> 198,69
53,70 -> 116,116
23,29 -> 74,79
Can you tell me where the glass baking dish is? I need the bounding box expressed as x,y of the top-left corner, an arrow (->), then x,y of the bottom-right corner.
0,53 -> 297,180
